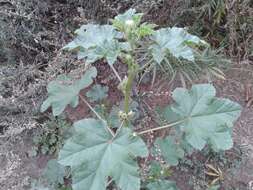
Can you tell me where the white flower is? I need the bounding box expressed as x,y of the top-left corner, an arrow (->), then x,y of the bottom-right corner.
125,19 -> 134,26
132,132 -> 137,137
127,110 -> 134,117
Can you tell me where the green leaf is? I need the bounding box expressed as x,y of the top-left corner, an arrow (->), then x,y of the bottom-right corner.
112,9 -> 143,30
149,161 -> 162,178
64,24 -> 122,50
207,185 -> 220,190
64,24 -> 129,65
30,183 -> 50,190
150,27 -> 208,64
154,136 -> 184,166
41,67 -> 97,116
86,84 -> 108,102
136,23 -> 156,38
115,8 -> 143,23
108,105 -> 121,128
147,180 -> 180,190
78,40 -> 130,65
58,118 -> 148,190
148,161 -> 172,180
159,84 -> 241,151
43,159 -> 66,185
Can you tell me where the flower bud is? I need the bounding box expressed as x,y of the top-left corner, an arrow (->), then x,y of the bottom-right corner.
125,19 -> 134,27
128,110 -> 134,117
132,132 -> 137,137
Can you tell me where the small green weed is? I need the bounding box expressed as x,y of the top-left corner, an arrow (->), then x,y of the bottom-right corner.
32,117 -> 71,156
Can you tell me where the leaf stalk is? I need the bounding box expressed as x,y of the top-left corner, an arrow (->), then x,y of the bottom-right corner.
137,119 -> 186,135
109,64 -> 122,82
79,94 -> 115,137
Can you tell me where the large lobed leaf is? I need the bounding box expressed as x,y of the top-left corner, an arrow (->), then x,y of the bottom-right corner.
150,27 -> 207,64
58,118 -> 148,190
41,67 -> 97,116
64,24 -> 130,65
159,84 -> 241,151
64,24 -> 122,50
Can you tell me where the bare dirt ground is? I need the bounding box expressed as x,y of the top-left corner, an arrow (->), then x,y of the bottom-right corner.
218,63 -> 253,188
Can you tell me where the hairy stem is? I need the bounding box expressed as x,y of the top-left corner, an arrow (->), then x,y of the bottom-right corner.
123,29 -> 138,116
124,69 -> 136,113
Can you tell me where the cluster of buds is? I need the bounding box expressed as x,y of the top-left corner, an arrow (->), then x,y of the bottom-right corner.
118,110 -> 134,121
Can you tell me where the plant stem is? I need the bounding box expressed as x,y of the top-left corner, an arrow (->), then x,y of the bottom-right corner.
137,119 -> 186,135
124,68 -> 136,113
151,66 -> 156,88
79,94 -> 115,137
123,30 -> 138,115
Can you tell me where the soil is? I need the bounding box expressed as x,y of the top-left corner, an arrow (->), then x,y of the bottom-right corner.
0,1 -> 253,190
